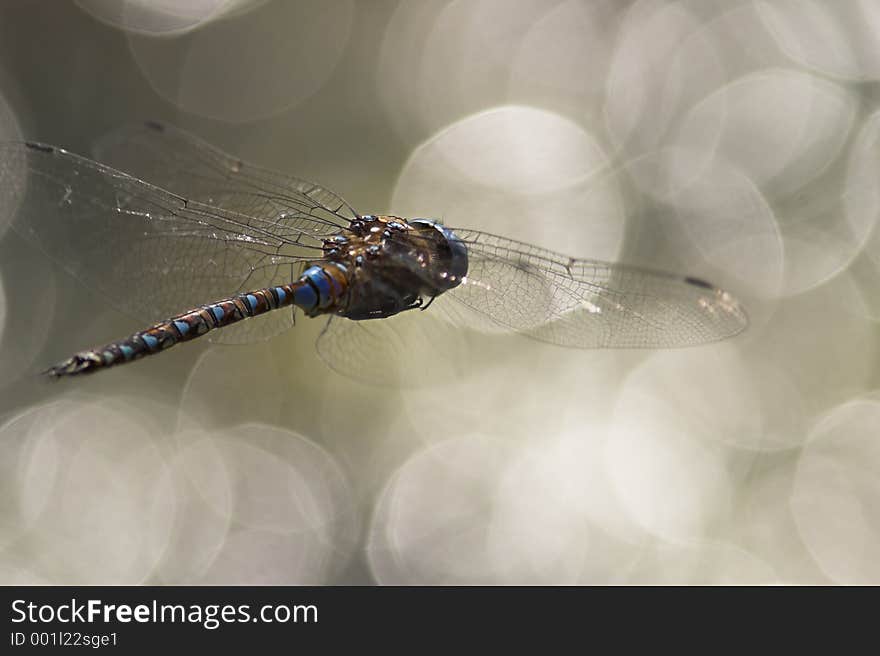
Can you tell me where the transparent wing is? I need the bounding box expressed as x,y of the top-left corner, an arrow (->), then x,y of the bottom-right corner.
93,121 -> 359,343
316,316 -> 408,386
315,312 -> 475,387
447,229 -> 748,349
0,138 -> 349,343
93,121 -> 357,225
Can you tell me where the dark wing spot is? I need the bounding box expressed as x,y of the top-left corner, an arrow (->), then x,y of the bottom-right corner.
143,120 -> 165,132
24,141 -> 54,153
684,276 -> 713,289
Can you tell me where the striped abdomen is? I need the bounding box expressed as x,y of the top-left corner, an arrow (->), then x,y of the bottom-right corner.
46,264 -> 348,377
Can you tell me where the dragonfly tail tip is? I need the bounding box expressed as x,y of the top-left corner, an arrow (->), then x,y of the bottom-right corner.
41,354 -> 102,378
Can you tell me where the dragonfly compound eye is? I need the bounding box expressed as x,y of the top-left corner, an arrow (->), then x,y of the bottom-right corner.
408,218 -> 468,290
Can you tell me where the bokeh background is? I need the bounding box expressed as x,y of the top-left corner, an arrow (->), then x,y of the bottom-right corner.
0,0 -> 879,584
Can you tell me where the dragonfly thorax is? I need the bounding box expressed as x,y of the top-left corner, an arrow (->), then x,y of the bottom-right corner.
312,215 -> 468,321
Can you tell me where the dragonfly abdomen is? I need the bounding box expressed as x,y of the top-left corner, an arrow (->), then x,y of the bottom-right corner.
46,263 -> 351,377
45,281 -> 319,377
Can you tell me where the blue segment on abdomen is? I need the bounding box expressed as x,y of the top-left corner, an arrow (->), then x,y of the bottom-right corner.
173,320 -> 190,336
245,294 -> 259,313
211,306 -> 225,323
274,287 -> 287,304
142,334 -> 159,350
301,265 -> 331,308
293,280 -> 318,310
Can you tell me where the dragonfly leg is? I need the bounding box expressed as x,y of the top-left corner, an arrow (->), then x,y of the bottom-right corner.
390,295 -> 432,316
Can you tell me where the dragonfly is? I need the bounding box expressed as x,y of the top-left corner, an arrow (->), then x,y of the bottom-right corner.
0,121 -> 747,379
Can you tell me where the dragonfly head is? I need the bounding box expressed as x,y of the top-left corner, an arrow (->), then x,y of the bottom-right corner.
408,219 -> 468,291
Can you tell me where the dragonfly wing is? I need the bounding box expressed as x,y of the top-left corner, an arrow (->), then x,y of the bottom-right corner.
0,141 -> 326,329
93,121 -> 358,225
448,229 -> 748,349
315,311 -> 475,387
316,316 -> 413,386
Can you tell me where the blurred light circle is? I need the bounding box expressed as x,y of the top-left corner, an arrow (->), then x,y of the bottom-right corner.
846,110 -> 880,273
779,214 -> 872,296
675,69 -> 855,199
20,399 -> 174,584
0,401 -> 79,549
377,0 -> 555,145
614,345 -> 798,452
190,423 -> 356,584
640,149 -> 783,299
367,434 -> 512,584
604,0 -> 721,157
178,341 -> 285,433
426,106 -> 602,194
0,81 -> 54,386
486,443 -> 592,584
0,564 -> 51,585
605,2 -> 845,193
398,340 -> 623,455
75,0 -> 267,35
624,541 -> 777,584
739,360 -> 809,450
0,242 -> 57,388
374,0 -> 451,143
221,425 -> 352,536
509,0 -> 624,121
0,272 -> 6,349
536,426 -> 647,547
846,255 -> 880,322
757,0 -> 880,81
743,272 -> 875,411
127,0 -> 354,122
199,529 -> 331,584
484,426 -> 638,584
392,105 -> 624,261
0,86 -> 23,241
606,349 -> 747,542
792,398 -> 880,584
643,67 -> 861,297
733,465 -> 829,583
152,432 -> 233,583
